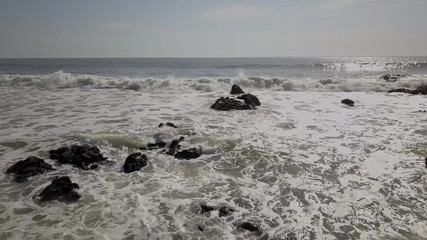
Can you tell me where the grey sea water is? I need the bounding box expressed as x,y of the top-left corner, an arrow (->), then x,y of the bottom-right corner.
0,57 -> 426,239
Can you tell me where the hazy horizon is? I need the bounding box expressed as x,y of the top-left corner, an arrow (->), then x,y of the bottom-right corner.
1,0 -> 427,58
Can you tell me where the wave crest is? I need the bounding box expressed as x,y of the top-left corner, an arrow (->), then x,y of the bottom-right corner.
0,71 -> 425,93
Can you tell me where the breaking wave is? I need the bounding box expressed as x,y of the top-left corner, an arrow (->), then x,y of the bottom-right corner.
0,71 -> 425,93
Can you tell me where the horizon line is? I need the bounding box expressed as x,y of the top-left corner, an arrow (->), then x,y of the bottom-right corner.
1,55 -> 427,59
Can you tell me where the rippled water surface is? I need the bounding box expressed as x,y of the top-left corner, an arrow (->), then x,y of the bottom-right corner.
0,85 -> 426,239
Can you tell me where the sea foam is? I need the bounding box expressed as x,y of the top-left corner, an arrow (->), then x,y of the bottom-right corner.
0,71 -> 425,93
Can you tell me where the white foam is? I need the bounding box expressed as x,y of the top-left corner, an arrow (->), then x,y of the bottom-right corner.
0,88 -> 426,239
0,71 -> 425,93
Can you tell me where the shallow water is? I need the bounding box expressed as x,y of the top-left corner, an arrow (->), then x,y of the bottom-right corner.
0,85 -> 426,239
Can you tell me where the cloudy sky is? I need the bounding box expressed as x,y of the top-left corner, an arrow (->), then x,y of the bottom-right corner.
0,0 -> 426,57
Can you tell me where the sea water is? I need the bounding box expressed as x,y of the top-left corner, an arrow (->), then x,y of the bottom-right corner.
0,57 -> 426,239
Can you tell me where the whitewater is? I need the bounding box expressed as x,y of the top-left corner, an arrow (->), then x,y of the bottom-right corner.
0,57 -> 426,240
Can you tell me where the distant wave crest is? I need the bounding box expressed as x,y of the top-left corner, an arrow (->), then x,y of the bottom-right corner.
0,71 -> 425,93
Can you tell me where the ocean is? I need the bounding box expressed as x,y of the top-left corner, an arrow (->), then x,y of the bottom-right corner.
0,57 -> 426,239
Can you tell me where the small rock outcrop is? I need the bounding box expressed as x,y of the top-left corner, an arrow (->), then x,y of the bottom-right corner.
387,85 -> 427,95
6,156 -> 54,182
341,99 -> 355,107
211,97 -> 254,111
174,147 -> 202,160
237,94 -> 261,107
230,84 -> 245,95
49,145 -> 107,170
123,152 -> 148,173
380,74 -> 410,82
158,122 -> 178,128
38,176 -> 81,202
166,136 -> 185,155
238,222 -> 261,234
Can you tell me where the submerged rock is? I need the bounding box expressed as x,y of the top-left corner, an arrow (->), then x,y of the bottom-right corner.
200,204 -> 216,214
237,94 -> 261,107
211,97 -> 254,111
146,141 -> 167,150
6,156 -> 54,182
199,203 -> 235,217
230,84 -> 245,95
174,147 -> 202,160
49,145 -> 107,170
218,206 -> 234,217
341,99 -> 355,107
123,152 -> 148,173
38,176 -> 81,202
158,122 -> 178,128
238,222 -> 261,234
380,73 -> 410,82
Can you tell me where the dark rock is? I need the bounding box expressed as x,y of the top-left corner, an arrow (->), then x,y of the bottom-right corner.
388,85 -> 427,95
89,164 -> 98,170
49,145 -> 107,170
6,156 -> 54,182
146,141 -> 167,150
211,97 -> 254,111
230,84 -> 245,95
198,225 -> 204,231
49,147 -> 69,160
380,74 -> 410,82
218,206 -> 234,217
123,152 -> 148,173
174,147 -> 202,160
425,157 -> 427,168
237,94 -> 261,107
341,99 -> 355,107
200,204 -> 216,214
166,137 -> 185,155
238,222 -> 261,233
388,88 -> 414,94
38,176 -> 81,202
158,122 -> 178,128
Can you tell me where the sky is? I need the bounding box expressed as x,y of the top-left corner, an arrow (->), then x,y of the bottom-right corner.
0,0 -> 426,58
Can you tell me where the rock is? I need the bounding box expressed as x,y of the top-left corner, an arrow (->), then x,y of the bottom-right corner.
158,122 -> 178,128
341,99 -> 355,107
388,85 -> 427,95
6,156 -> 54,182
238,222 -> 261,234
200,204 -> 215,214
123,152 -> 148,173
218,206 -> 234,217
49,147 -> 69,160
425,157 -> 427,168
174,147 -> 202,160
230,84 -> 245,95
146,141 -> 167,150
237,94 -> 261,107
198,225 -> 205,232
380,74 -> 410,82
166,137 -> 185,155
49,145 -> 107,170
211,97 -> 254,111
38,176 -> 81,202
